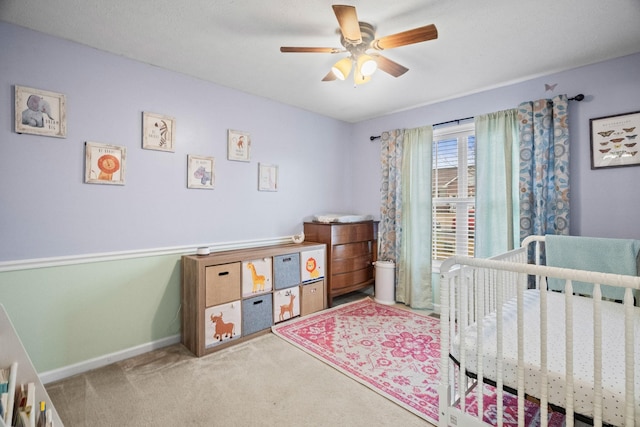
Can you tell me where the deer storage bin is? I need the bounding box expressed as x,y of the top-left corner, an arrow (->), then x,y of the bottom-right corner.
273,253 -> 301,290
273,286 -> 300,323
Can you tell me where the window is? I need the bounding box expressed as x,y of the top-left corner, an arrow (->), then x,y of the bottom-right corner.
432,123 -> 475,262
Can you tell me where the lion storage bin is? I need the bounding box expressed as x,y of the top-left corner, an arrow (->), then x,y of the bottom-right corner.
205,262 -> 241,307
273,286 -> 300,323
242,293 -> 273,336
300,248 -> 325,283
204,300 -> 241,349
300,280 -> 325,316
242,258 -> 273,297
273,253 -> 301,290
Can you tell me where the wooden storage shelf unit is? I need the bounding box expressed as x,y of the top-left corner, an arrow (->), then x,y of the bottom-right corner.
181,242 -> 326,357
304,220 -> 378,307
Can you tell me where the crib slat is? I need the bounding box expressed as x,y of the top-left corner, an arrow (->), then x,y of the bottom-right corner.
539,279 -> 549,427
593,284 -> 603,427
517,275 -> 525,427
564,280 -> 575,426
624,287 -> 635,427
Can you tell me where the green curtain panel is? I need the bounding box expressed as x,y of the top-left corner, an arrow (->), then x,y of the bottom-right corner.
475,108 -> 520,257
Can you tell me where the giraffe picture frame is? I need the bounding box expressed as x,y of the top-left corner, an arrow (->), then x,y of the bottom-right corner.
142,111 -> 176,152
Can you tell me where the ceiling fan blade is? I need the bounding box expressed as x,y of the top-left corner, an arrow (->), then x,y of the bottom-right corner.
332,5 -> 362,44
322,71 -> 337,81
372,24 -> 438,50
280,47 -> 343,53
371,54 -> 409,77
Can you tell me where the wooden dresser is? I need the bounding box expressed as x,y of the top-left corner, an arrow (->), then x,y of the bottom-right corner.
303,220 -> 378,307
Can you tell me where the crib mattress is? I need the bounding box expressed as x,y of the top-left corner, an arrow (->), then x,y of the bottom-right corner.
452,289 -> 640,425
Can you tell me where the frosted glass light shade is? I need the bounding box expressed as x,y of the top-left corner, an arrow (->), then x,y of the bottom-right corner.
357,55 -> 377,77
331,58 -> 352,80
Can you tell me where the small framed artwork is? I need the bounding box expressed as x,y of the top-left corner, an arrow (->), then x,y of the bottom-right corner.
142,112 -> 176,152
590,110 -> 640,169
85,142 -> 126,185
187,155 -> 215,189
227,129 -> 251,162
258,163 -> 278,192
15,85 -> 67,138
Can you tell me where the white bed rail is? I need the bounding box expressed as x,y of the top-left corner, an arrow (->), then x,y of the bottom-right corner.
438,250 -> 640,427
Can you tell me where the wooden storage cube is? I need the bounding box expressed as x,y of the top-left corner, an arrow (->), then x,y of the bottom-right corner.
300,280 -> 325,316
300,248 -> 325,282
273,286 -> 300,323
205,262 -> 241,307
242,293 -> 273,336
204,300 -> 241,349
273,253 -> 301,290
242,258 -> 273,297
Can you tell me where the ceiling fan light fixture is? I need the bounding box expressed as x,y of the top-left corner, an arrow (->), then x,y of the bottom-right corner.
331,57 -> 353,80
354,66 -> 371,85
357,54 -> 377,77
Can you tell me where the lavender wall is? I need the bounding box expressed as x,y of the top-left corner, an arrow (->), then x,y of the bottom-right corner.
0,22 -> 353,261
349,52 -> 640,240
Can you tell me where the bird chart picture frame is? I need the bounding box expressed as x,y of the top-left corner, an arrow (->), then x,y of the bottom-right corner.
258,163 -> 278,192
14,85 -> 67,138
227,129 -> 251,162
187,155 -> 215,189
142,111 -> 176,152
590,110 -> 640,169
84,142 -> 126,185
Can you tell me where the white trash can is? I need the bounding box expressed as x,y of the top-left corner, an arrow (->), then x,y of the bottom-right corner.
373,260 -> 395,305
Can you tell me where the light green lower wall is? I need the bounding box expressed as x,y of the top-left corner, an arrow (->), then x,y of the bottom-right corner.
0,254 -> 182,372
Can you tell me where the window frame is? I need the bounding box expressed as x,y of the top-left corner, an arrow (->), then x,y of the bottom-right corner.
431,122 -> 475,272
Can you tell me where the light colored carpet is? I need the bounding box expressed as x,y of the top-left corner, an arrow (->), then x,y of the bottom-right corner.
46,290 -> 431,426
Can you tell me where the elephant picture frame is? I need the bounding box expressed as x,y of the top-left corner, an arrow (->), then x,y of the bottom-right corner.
14,85 -> 67,138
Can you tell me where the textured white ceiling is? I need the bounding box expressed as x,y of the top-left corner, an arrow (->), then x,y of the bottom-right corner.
2,0 -> 640,123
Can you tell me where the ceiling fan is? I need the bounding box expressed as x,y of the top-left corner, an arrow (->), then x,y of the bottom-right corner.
280,4 -> 438,85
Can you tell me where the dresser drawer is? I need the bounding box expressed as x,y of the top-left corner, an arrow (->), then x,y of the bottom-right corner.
331,268 -> 373,291
330,222 -> 374,245
205,263 -> 241,307
332,253 -> 373,274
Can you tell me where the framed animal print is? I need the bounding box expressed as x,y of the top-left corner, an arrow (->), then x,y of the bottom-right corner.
227,129 -> 251,161
15,85 -> 67,138
142,111 -> 176,152
590,111 -> 640,169
187,155 -> 215,189
85,142 -> 126,185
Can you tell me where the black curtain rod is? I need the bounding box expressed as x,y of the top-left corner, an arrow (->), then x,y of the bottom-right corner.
370,93 -> 585,141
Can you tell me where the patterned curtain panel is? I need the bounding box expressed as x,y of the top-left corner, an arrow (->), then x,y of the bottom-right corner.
379,127 -> 433,309
517,95 -> 570,240
379,129 -> 404,264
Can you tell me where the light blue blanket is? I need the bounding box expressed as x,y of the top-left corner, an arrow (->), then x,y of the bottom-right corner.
545,234 -> 640,300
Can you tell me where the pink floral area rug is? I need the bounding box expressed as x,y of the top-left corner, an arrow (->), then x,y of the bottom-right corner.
271,297 -> 565,427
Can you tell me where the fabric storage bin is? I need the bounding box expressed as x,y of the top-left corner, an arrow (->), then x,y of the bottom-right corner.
205,262 -> 241,307
242,258 -> 273,297
273,286 -> 300,323
300,248 -> 325,282
242,293 -> 273,336
204,300 -> 241,348
300,280 -> 325,316
273,253 -> 301,290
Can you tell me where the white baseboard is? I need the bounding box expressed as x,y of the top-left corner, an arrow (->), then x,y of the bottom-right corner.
39,334 -> 181,384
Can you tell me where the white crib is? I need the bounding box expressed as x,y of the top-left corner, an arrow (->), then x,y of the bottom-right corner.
438,236 -> 640,427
